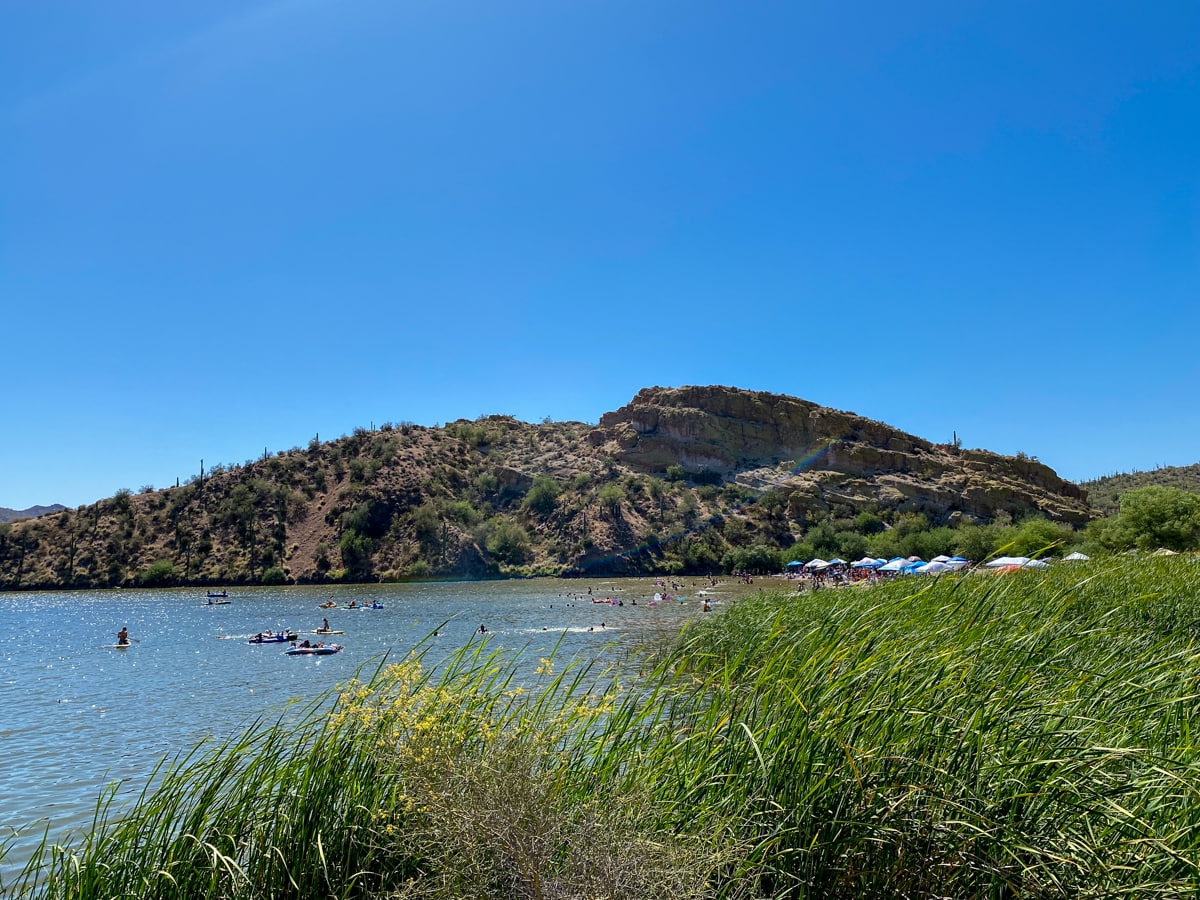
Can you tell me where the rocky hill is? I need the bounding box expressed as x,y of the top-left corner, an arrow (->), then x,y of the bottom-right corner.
0,386 -> 1092,590
1079,464 -> 1200,516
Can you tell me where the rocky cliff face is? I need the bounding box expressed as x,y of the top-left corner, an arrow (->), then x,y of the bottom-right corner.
591,385 -> 1090,526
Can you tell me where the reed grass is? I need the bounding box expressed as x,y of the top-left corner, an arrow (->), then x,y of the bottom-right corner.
5,558 -> 1200,898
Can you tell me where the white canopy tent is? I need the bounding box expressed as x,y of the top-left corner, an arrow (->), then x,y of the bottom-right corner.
985,556 -> 1050,569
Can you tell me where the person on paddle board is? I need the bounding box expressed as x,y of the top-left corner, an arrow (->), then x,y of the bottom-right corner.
322,618 -> 330,632
116,627 -> 130,646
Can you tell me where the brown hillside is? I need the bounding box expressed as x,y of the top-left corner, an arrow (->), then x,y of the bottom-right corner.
0,386 -> 1091,590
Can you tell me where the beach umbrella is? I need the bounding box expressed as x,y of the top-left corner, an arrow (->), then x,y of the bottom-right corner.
786,560 -> 804,567
932,555 -> 952,563
828,558 -> 846,565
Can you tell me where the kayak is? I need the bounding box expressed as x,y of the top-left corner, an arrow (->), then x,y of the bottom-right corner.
285,644 -> 342,656
204,600 -> 232,606
248,633 -> 298,644
318,602 -> 336,609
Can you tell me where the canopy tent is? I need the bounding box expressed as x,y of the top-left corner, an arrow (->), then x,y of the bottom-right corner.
985,556 -> 1050,569
878,558 -> 917,572
803,559 -> 829,569
916,560 -> 953,574
1062,551 -> 1090,561
932,555 -> 952,563
827,558 -> 847,565
851,557 -> 883,568
785,560 -> 804,568
1152,548 -> 1179,557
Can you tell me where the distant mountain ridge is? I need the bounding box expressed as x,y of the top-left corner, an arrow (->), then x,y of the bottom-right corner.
1079,464 -> 1200,516
0,504 -> 66,524
0,386 -> 1094,590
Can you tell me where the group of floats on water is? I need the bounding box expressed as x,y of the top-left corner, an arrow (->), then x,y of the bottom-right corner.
113,592 -> 385,656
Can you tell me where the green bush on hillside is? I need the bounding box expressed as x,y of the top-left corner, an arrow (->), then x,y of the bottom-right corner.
135,559 -> 176,587
261,566 -> 287,585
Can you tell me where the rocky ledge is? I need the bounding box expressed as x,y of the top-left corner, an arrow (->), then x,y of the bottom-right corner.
589,385 -> 1090,526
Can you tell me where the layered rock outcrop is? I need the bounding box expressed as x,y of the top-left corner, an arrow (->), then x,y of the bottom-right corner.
590,385 -> 1090,526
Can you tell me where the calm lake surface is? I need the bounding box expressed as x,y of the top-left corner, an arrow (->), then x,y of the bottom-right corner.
0,576 -> 763,870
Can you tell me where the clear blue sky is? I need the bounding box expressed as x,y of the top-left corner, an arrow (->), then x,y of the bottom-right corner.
3,1 -> 1198,511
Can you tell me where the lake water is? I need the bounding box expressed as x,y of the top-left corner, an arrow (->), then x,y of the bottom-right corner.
0,576 -> 758,871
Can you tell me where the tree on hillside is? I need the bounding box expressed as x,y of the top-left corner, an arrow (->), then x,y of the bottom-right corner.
523,476 -> 561,519
1090,486 -> 1200,552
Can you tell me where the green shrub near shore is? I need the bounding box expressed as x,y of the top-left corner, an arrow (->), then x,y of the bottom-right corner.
6,559 -> 1200,898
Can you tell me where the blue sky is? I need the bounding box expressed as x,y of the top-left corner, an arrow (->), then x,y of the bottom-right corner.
3,1 -> 1198,510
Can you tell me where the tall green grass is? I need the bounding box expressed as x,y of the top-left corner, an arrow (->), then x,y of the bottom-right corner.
5,559 -> 1200,898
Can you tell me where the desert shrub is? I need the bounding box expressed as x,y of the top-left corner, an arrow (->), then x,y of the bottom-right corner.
261,566 -> 287,585
597,484 -> 625,518
522,476 -> 561,519
135,559 -> 176,587
485,518 -> 529,566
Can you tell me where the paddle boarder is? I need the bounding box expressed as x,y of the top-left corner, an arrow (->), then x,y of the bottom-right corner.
116,627 -> 130,646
